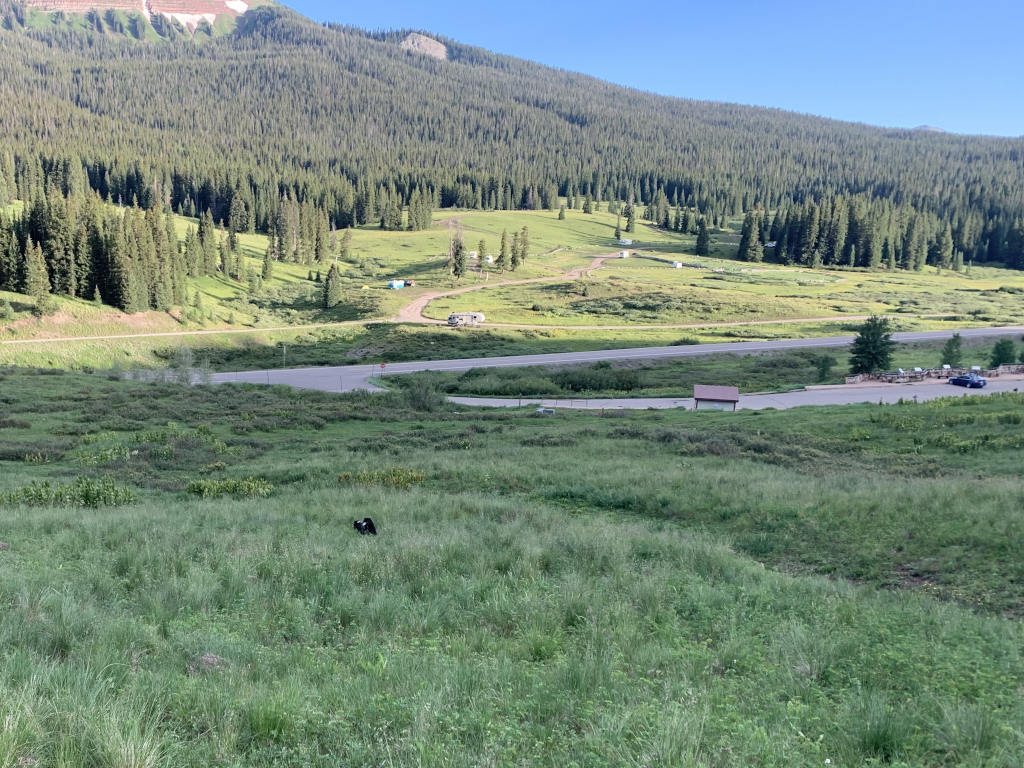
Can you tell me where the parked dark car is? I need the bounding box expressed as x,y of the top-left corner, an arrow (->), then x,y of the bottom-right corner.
949,374 -> 987,388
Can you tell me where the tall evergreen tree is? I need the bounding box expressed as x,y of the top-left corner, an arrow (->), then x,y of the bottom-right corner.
849,316 -> 896,374
510,231 -> 520,271
322,263 -> 343,308
695,218 -> 710,257
936,223 -> 954,270
340,228 -> 353,261
451,233 -> 467,279
23,236 -> 50,306
736,212 -> 763,262
497,228 -> 509,273
940,333 -> 963,367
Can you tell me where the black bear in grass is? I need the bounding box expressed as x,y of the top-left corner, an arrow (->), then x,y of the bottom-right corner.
354,517 -> 377,535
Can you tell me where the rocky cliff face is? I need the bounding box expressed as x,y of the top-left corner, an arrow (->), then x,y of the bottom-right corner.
25,0 -> 254,30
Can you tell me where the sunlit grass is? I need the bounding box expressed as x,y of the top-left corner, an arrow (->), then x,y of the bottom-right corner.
0,368 -> 1021,766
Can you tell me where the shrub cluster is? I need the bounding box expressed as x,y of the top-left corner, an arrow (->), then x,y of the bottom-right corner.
3,477 -> 137,508
338,467 -> 426,490
187,478 -> 274,499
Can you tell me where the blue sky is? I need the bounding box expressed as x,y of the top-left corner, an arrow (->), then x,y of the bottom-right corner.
285,0 -> 1023,137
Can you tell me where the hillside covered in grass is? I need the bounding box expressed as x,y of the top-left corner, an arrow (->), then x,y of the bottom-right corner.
4,203 -> 1024,372
0,368 -> 1021,765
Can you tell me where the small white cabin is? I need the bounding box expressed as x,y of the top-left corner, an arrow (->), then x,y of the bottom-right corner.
672,261 -> 683,269
485,255 -> 494,264
619,250 -> 630,259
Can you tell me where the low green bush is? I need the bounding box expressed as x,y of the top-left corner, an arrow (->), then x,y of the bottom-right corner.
3,476 -> 137,507
338,467 -> 426,490
186,477 -> 274,499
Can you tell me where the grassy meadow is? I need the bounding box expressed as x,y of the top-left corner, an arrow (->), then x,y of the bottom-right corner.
425,255 -> 1024,327
0,368 -> 1022,766
2,204 -> 1023,372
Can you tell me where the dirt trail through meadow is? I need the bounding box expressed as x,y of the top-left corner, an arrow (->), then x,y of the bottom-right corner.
394,253 -> 616,323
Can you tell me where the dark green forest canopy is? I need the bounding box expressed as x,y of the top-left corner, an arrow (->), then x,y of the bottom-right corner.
1,3 -> 1023,259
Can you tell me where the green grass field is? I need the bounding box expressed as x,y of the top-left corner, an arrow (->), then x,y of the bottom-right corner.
426,255 -> 1024,327
0,368 -> 1021,766
0,314 -> 993,374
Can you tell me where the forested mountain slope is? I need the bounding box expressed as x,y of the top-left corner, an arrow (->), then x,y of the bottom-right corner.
1,2 -> 1021,226
1,1 -> 1024,316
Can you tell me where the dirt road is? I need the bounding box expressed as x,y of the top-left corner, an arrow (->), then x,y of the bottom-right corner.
394,254 -> 617,323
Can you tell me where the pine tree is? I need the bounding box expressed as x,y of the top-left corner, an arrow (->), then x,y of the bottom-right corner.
990,339 -> 1017,368
227,194 -> 247,253
322,263 -> 343,308
198,210 -> 218,275
736,212 -> 763,262
615,213 -> 622,241
937,224 -> 954,270
184,228 -> 201,276
695,218 -> 710,257
477,239 -> 487,271
510,232 -> 520,272
451,234 -> 467,279
625,203 -> 636,233
340,228 -> 353,261
518,227 -> 529,265
797,204 -> 820,264
497,228 -> 509,273
0,212 -> 18,291
558,205 -> 566,221
940,333 -> 963,367
849,316 -> 895,374
23,237 -> 51,309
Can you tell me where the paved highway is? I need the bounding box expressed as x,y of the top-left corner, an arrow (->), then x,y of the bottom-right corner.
207,326 -> 1024,397
448,378 -> 1024,411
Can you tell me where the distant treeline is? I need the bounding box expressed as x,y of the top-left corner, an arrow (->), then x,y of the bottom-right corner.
0,3 -> 1023,272
0,188 -> 365,314
647,195 -> 1024,271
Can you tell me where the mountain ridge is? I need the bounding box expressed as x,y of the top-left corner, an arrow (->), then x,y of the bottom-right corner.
21,0 -> 272,34
0,1 -> 1022,272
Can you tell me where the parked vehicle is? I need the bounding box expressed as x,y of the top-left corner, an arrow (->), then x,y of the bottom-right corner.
949,374 -> 987,388
448,312 -> 485,326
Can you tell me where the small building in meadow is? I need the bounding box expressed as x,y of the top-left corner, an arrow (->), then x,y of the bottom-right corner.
619,238 -> 633,246
388,280 -> 405,290
693,385 -> 740,412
